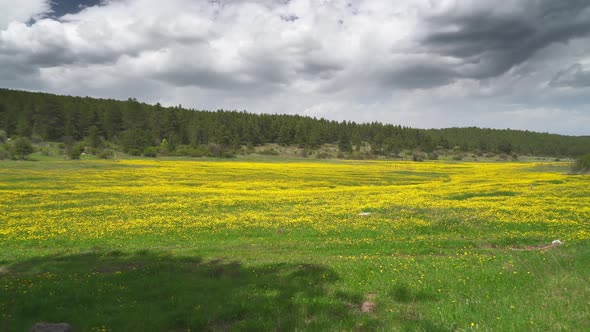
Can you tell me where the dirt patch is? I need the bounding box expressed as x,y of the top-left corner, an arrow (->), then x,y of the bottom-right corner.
0,266 -> 8,275
360,293 -> 377,313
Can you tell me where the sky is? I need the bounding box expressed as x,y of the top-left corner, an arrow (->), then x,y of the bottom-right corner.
1,1 -> 589,135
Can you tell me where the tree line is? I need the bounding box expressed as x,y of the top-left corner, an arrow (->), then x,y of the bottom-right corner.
0,88 -> 589,158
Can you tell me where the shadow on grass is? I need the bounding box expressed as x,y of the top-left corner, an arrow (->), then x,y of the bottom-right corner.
0,251 -> 378,331
389,283 -> 451,332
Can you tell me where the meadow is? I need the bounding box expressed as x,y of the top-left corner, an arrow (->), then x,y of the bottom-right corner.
0,158 -> 589,331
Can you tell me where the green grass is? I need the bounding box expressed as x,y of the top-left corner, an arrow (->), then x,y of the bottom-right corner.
0,159 -> 589,331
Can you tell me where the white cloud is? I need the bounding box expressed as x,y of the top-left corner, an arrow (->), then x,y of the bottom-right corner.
0,0 -> 589,135
0,0 -> 49,29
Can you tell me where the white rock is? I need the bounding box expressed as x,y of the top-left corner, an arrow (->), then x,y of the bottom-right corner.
551,239 -> 563,246
358,212 -> 371,216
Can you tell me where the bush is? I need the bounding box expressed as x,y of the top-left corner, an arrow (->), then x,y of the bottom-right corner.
258,148 -> 279,156
175,145 -> 208,157
127,148 -> 142,156
98,149 -> 115,159
571,154 -> 590,173
349,151 -> 364,160
13,137 -> 34,160
69,143 -> 86,160
38,146 -> 52,156
0,130 -> 7,143
143,146 -> 159,158
412,153 -> 425,162
315,152 -> 331,159
206,144 -> 235,158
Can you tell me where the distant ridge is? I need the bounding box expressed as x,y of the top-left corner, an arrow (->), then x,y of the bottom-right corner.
1,88 -> 589,157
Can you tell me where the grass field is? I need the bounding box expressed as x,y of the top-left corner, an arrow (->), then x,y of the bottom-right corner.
1,159 -> 589,331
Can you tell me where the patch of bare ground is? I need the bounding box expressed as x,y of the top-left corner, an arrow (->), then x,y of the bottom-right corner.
0,265 -> 8,275
360,293 -> 377,313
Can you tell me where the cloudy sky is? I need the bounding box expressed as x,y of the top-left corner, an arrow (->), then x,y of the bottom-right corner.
1,0 -> 590,135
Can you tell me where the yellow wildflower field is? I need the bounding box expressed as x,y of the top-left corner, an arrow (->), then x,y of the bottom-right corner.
1,159 -> 588,243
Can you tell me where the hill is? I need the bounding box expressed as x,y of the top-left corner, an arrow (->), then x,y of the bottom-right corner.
1,88 -> 589,159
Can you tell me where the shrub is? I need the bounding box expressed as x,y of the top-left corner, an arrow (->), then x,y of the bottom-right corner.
175,146 -> 208,157
143,146 -> 159,158
98,149 -> 115,159
258,148 -> 279,156
315,152 -> 331,159
127,148 -> 142,156
69,143 -> 86,160
349,151 -> 365,160
571,154 -> 590,173
38,146 -> 52,156
206,144 -> 235,158
13,137 -> 34,160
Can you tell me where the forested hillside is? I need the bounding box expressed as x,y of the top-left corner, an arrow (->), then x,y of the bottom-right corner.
0,89 -> 588,158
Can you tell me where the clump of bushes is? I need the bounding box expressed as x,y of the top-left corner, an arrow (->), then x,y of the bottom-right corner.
571,154 -> 590,174
4,137 -> 35,160
98,149 -> 115,159
69,143 -> 86,160
143,146 -> 159,158
258,148 -> 279,156
412,153 -> 425,162
315,152 -> 331,159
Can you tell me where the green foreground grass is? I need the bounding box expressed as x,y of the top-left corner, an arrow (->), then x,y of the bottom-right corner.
0,158 -> 589,331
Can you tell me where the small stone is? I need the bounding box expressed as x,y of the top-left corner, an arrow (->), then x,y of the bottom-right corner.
358,212 -> 371,216
30,323 -> 74,332
551,239 -> 563,246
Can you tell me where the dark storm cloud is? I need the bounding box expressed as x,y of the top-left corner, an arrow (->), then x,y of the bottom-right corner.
296,58 -> 343,79
380,65 -> 457,90
422,0 -> 590,79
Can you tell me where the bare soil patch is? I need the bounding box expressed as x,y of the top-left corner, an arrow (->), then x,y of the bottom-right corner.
360,293 -> 377,313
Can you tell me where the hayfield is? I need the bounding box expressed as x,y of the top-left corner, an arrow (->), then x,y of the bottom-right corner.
1,159 -> 589,331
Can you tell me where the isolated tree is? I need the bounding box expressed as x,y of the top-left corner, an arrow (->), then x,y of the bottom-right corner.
13,137 -> 34,160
